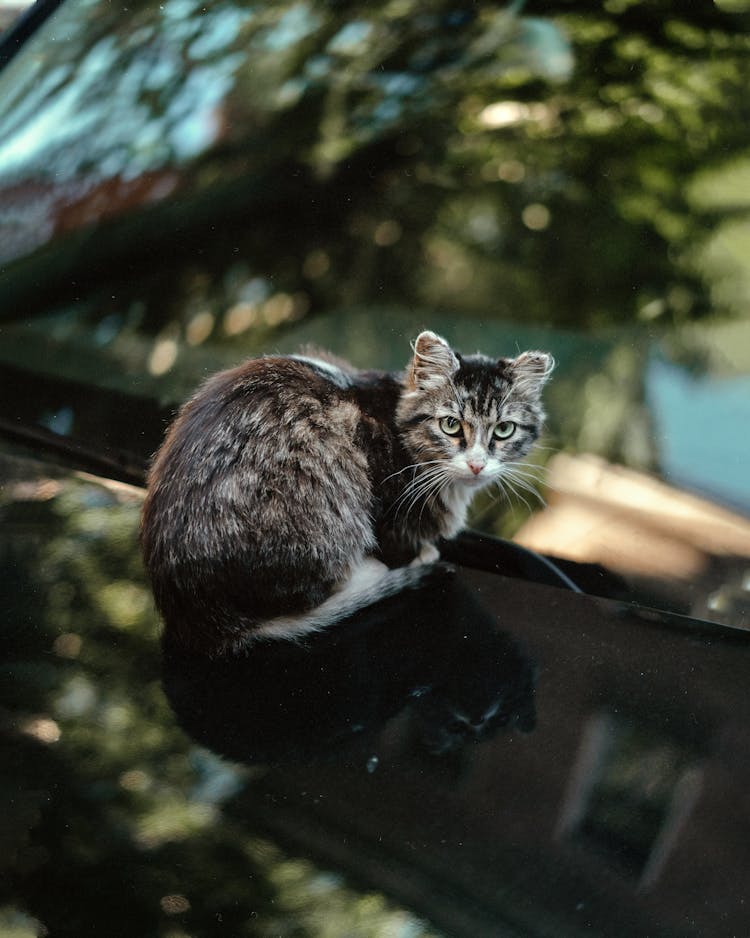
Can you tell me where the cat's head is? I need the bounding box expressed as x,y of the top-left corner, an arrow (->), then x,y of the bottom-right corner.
397,330 -> 553,487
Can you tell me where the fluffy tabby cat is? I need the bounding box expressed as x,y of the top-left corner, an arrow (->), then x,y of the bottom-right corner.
141,331 -> 553,654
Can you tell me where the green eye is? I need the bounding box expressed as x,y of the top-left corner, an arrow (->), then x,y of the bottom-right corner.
439,416 -> 462,436
493,421 -> 516,440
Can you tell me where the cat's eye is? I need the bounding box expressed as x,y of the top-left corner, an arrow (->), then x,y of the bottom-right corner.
493,421 -> 516,440
439,415 -> 462,436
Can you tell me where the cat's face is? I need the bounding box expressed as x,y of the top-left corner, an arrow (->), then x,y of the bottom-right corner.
397,331 -> 553,489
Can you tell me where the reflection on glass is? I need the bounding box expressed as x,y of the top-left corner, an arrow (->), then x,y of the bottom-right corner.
3,0 -> 749,338
556,712 -> 703,889
4,443 -> 750,937
162,565 -> 536,766
0,448 -> 450,937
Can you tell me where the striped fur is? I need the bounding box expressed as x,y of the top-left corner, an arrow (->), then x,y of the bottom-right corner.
141,332 -> 553,654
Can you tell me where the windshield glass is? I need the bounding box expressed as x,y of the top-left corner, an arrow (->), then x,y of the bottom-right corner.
3,2 -> 750,936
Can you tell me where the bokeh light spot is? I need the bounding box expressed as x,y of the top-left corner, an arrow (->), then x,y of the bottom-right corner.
20,716 -> 61,744
160,894 -> 191,915
522,203 -> 551,231
373,220 -> 402,247
148,337 -> 179,375
53,633 -> 83,659
185,311 -> 214,345
223,302 -> 259,335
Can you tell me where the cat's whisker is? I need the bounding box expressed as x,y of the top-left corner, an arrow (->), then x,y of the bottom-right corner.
502,478 -> 532,513
498,470 -> 547,511
505,469 -> 547,493
402,469 -> 450,514
495,476 -> 534,515
512,462 -> 561,495
503,465 -> 545,491
491,478 -> 512,506
381,460 -> 445,485
508,458 -> 548,478
416,479 -> 453,534
504,461 -> 548,488
509,466 -> 548,495
401,468 -> 451,524
399,466 -> 442,491
417,472 -> 452,531
390,466 -> 448,518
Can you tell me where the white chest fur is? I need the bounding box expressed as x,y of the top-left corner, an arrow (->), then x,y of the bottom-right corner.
439,483 -> 475,539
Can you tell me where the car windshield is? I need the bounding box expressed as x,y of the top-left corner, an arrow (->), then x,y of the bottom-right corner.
1,1 -> 750,936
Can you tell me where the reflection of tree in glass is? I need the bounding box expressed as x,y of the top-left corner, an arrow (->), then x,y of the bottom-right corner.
0,452 -> 441,938
2,1 -> 749,332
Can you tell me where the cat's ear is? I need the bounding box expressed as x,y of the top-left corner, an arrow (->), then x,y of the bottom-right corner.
499,351 -> 554,395
407,331 -> 460,391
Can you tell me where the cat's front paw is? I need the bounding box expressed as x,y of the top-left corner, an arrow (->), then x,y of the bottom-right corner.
410,542 -> 440,567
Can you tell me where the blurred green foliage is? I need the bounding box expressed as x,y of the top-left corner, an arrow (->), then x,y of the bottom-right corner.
0,0 -> 749,336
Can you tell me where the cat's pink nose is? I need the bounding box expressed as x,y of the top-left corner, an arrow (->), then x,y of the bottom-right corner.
468,461 -> 484,475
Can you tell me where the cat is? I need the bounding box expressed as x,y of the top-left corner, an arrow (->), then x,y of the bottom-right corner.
141,331 -> 553,655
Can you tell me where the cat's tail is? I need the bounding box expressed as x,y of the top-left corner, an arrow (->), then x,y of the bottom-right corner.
240,557 -> 438,648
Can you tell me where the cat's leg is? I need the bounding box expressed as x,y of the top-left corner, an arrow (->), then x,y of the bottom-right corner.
410,542 -> 440,567
336,555 -> 390,591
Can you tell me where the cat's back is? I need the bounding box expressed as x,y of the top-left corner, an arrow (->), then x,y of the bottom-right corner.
142,354 -> 386,568
144,356 -> 376,496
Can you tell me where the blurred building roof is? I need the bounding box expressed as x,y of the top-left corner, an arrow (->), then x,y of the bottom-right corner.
516,452 -> 750,628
